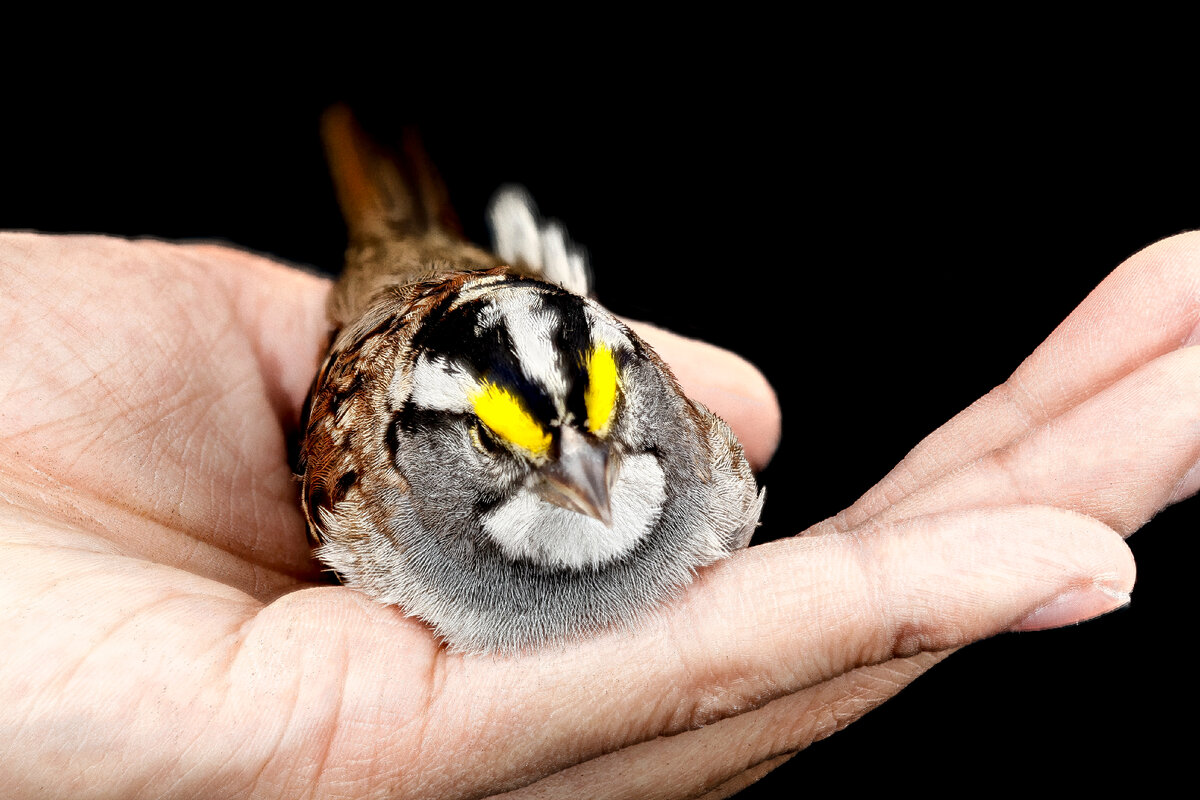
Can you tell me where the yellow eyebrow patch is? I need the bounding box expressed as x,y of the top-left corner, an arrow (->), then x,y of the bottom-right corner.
471,382 -> 551,457
584,343 -> 620,436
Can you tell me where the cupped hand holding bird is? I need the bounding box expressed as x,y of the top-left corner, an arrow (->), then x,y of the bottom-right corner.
2,231 -> 1196,798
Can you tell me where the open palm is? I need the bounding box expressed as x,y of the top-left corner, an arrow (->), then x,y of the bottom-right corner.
2,232 -> 1195,799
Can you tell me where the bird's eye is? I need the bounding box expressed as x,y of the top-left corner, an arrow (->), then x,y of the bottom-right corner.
469,381 -> 551,458
584,343 -> 620,437
469,420 -> 504,456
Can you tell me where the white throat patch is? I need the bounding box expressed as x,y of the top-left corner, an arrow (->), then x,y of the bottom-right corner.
481,453 -> 666,570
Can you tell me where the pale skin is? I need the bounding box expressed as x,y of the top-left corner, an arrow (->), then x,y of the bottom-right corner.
1,231 -> 1196,799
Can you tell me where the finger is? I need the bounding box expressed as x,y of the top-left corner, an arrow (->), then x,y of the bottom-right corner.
840,231 -> 1200,528
863,345 -> 1200,535
414,505 -> 1132,797
629,320 -> 782,470
499,654 -> 940,800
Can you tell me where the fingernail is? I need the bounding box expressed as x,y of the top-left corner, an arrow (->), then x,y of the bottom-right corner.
1010,584 -> 1131,632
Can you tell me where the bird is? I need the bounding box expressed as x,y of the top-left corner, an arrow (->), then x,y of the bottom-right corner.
298,107 -> 764,654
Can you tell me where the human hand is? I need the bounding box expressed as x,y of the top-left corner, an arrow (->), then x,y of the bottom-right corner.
1,231 -> 1191,798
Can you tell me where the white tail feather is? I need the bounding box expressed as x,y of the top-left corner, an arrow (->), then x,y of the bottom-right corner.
488,186 -> 591,297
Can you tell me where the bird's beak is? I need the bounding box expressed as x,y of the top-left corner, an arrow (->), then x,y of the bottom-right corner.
535,425 -> 613,525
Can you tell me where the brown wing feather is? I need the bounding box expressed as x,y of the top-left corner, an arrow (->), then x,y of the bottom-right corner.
299,271 -> 497,547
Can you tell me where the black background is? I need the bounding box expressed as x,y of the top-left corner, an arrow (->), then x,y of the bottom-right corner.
5,78 -> 1195,796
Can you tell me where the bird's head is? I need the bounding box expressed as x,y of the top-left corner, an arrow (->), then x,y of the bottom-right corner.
389,272 -> 685,571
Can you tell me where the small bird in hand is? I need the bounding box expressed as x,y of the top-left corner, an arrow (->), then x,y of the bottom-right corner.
299,108 -> 763,653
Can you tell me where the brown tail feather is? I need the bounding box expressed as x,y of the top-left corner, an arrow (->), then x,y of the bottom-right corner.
320,105 -> 462,241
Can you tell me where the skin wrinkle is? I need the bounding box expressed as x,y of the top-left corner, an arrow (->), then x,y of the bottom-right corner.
226,609 -> 312,800
694,572 -> 792,715
158,614 -> 259,799
157,390 -> 209,540
263,592 -> 445,799
1151,391 -> 1200,513
63,321 -> 199,458
0,523 -> 122,562
674,585 -> 795,729
632,626 -> 723,739
979,438 -> 1040,515
0,317 -> 57,410
684,664 -> 913,797
848,514 -> 1021,664
1150,234 -> 1200,331
849,341 -> 1200,544
214,407 -> 291,571
839,524 -> 896,670
450,658 -> 634,799
35,344 -> 140,449
1,362 -> 307,588
847,382 -> 1040,531
50,467 -> 303,589
0,466 -> 122,552
408,638 -> 455,794
297,639 -> 350,800
696,754 -> 794,800
656,595 -> 717,734
999,373 -> 1048,432
1187,312 -> 1200,346
1168,453 -> 1200,505
1,456 -> 302,602
45,588 -> 201,727
193,277 -> 327,574
143,688 -> 210,797
1,551 -> 85,745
